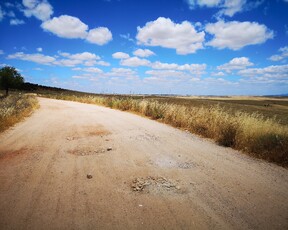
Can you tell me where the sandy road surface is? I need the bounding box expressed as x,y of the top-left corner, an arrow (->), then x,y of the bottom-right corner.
0,97 -> 288,230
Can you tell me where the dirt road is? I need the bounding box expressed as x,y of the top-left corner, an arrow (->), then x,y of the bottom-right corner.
0,98 -> 287,230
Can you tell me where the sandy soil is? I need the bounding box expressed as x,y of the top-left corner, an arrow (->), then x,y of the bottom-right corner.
0,97 -> 287,230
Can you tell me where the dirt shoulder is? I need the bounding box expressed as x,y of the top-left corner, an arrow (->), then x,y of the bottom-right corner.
0,97 -> 287,229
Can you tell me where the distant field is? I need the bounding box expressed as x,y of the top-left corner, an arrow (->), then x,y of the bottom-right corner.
148,96 -> 288,126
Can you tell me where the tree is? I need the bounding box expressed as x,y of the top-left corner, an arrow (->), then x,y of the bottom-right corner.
0,66 -> 24,96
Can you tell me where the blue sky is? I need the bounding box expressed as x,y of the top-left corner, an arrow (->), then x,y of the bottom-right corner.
0,0 -> 288,95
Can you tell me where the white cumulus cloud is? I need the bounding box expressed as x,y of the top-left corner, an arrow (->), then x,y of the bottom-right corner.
107,68 -> 137,77
21,1 -> 112,46
83,67 -> 103,73
41,15 -> 112,45
7,52 -> 55,65
37,47 -> 43,52
7,51 -> 106,67
217,57 -> 253,73
22,0 -> 53,21
145,61 -> 207,82
133,49 -> 155,57
41,15 -> 88,39
96,60 -> 110,66
83,60 -> 97,66
55,51 -> 101,67
151,61 -> 206,75
68,52 -> 100,60
238,65 -> 288,80
86,27 -> 112,45
112,52 -> 130,59
269,46 -> 288,62
55,59 -> 83,67
151,61 -> 179,70
211,71 -> 225,76
205,20 -> 274,50
120,57 -> 151,67
136,17 -> 205,55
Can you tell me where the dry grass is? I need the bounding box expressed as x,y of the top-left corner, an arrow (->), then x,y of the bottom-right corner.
0,94 -> 39,132
42,94 -> 288,166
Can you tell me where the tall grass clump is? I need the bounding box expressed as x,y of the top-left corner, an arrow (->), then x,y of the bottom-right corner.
0,94 -> 39,132
234,113 -> 288,165
41,93 -> 288,166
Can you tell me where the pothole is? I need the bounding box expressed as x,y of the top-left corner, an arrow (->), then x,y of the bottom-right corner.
68,145 -> 113,156
66,126 -> 111,141
68,148 -> 107,156
178,161 -> 196,169
65,126 -> 112,156
131,176 -> 181,193
86,130 -> 111,137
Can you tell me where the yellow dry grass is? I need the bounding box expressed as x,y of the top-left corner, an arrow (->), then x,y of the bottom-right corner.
0,94 -> 39,132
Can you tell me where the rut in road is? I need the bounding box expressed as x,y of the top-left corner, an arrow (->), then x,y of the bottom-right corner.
0,97 -> 288,230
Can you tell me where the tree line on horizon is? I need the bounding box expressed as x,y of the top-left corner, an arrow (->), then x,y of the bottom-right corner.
0,65 -> 71,97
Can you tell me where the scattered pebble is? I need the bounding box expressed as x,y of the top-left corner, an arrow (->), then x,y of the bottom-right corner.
107,147 -> 113,151
87,174 -> 93,179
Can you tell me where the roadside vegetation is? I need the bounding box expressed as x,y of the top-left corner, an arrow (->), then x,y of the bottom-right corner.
41,93 -> 288,167
0,93 -> 39,132
0,66 -> 39,132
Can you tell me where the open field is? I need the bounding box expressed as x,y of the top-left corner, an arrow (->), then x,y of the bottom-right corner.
152,96 -> 288,126
1,98 -> 287,229
33,89 -> 288,166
